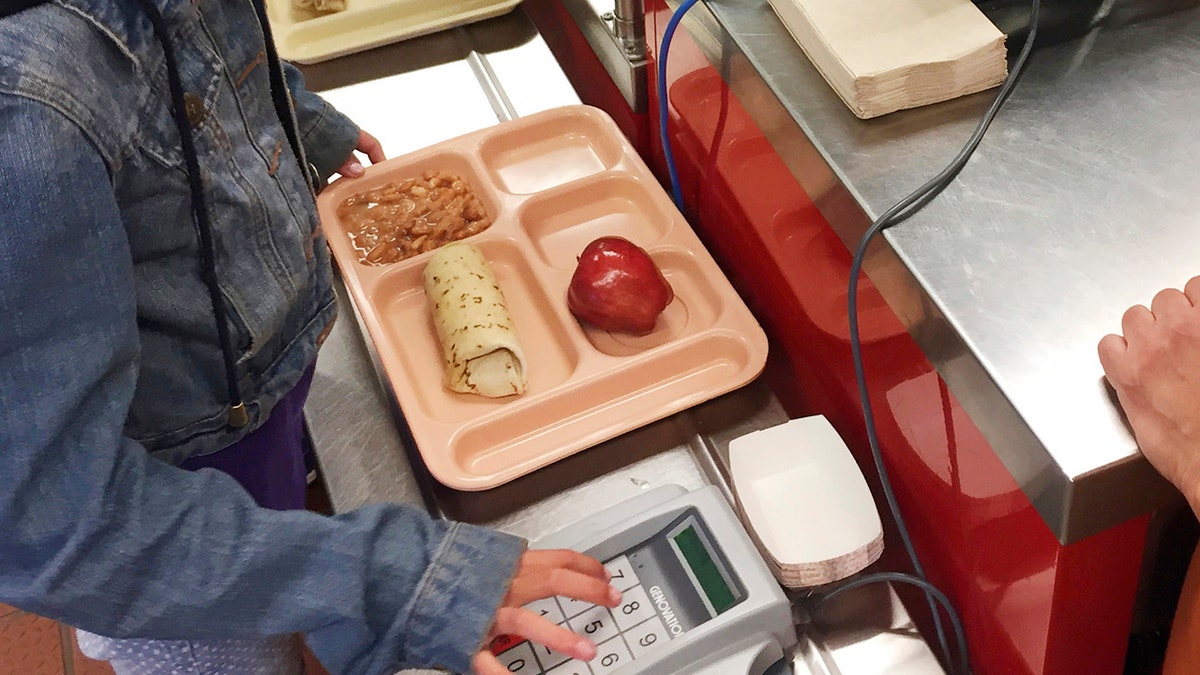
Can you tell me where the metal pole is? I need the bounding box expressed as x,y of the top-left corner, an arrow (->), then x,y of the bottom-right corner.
612,0 -> 646,59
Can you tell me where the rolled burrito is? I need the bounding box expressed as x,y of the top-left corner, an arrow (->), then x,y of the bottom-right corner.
423,243 -> 527,398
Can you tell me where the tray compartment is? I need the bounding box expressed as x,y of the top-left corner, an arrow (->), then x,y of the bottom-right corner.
331,150 -> 505,270
519,174 -> 675,270
478,111 -> 625,194
371,237 -> 580,423
449,331 -> 759,485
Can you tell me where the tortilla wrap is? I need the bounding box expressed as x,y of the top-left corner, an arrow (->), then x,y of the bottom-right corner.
423,243 -> 527,398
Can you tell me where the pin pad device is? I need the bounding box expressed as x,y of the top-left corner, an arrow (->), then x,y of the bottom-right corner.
488,484 -> 797,675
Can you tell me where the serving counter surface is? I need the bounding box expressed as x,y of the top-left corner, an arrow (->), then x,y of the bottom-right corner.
685,0 -> 1200,543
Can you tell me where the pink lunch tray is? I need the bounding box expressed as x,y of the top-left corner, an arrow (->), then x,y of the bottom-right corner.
317,105 -> 769,490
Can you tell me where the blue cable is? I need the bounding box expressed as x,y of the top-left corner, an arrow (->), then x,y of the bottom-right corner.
657,0 -> 701,210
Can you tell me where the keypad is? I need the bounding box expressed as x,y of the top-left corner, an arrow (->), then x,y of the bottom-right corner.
489,555 -> 677,674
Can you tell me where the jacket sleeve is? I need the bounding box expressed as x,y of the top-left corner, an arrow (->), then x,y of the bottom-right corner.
282,61 -> 361,183
0,94 -> 521,675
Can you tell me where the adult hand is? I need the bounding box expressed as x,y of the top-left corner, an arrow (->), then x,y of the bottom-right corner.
471,549 -> 621,675
334,129 -> 385,179
1098,276 -> 1200,513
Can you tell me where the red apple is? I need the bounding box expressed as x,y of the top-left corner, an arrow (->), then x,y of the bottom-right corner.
567,236 -> 674,335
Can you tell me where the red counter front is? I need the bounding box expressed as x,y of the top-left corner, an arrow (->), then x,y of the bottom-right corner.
526,2 -> 1154,673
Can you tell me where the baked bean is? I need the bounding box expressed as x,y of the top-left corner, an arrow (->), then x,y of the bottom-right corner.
338,170 -> 493,266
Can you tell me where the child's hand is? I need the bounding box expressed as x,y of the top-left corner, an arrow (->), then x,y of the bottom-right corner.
334,129 -> 385,179
471,549 -> 622,675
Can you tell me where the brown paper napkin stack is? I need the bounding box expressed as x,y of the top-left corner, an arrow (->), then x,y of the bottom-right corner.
769,0 -> 1008,118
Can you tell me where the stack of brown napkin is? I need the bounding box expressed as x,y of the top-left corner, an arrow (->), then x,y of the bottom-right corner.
769,0 -> 1008,118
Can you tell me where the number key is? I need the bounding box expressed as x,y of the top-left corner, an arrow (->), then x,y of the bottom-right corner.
602,555 -> 641,592
557,595 -> 594,620
566,604 -> 618,645
496,642 -> 540,674
589,637 -> 632,675
524,597 -> 565,625
531,640 -> 571,671
612,585 -> 656,631
624,615 -> 671,658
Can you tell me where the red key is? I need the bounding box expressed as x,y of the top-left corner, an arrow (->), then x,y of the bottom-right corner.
489,634 -> 524,655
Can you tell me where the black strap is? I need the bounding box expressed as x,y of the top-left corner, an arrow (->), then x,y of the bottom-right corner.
13,0 -> 310,428
133,0 -> 248,427
0,0 -> 48,19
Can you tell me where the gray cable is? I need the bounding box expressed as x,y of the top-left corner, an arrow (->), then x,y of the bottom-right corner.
840,1 -> 1041,672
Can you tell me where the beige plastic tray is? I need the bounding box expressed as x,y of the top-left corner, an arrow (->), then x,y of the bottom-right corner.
317,105 -> 769,490
267,0 -> 522,64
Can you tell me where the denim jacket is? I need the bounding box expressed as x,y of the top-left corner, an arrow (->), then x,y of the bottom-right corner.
0,0 -> 523,672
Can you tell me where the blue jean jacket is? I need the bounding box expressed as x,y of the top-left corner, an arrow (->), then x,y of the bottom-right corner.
0,0 -> 523,672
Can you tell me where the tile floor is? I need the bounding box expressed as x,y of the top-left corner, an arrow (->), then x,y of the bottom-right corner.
0,477 -> 335,675
0,606 -> 113,675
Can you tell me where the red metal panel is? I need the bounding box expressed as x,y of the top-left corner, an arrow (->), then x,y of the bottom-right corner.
631,3 -> 1150,673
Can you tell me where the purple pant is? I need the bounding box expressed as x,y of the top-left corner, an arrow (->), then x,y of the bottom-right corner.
78,366 -> 318,672
178,365 -> 316,511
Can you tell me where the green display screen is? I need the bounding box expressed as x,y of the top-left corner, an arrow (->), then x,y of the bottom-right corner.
673,525 -> 737,614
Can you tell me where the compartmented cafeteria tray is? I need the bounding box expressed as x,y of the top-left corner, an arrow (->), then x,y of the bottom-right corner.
316,105 -> 769,490
267,0 -> 521,64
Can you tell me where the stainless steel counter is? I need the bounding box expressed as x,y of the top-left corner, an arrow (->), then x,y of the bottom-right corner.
300,7 -> 942,673
676,0 -> 1200,543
